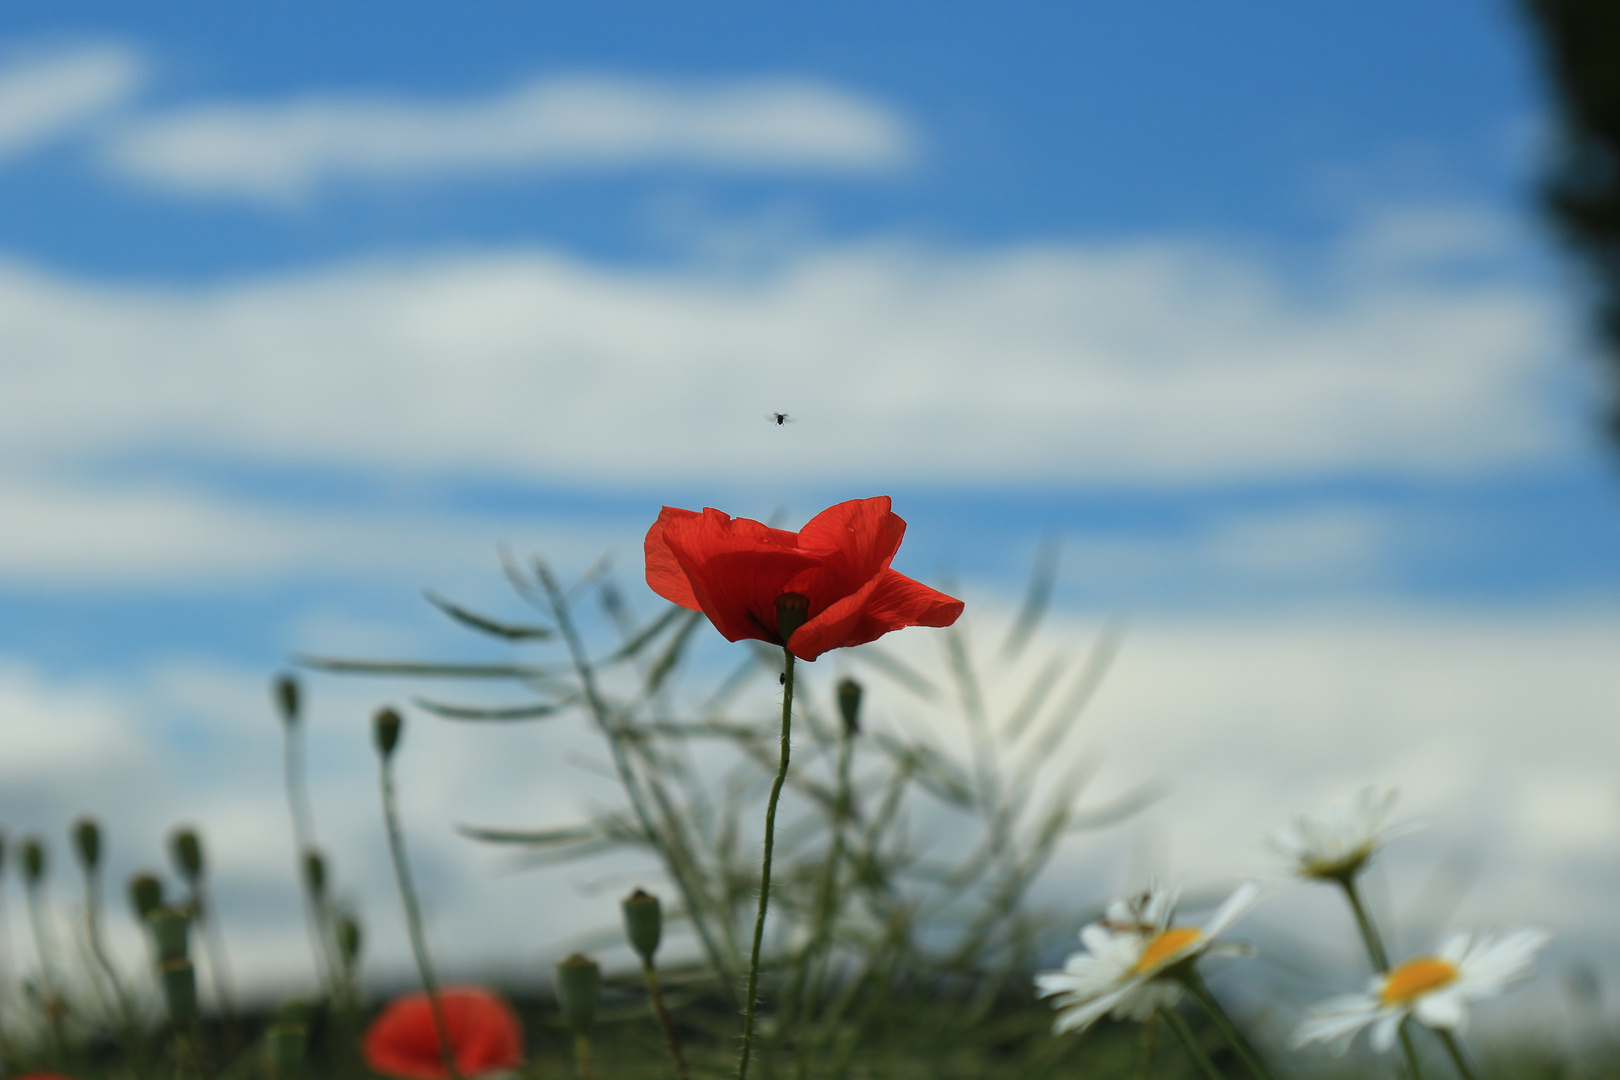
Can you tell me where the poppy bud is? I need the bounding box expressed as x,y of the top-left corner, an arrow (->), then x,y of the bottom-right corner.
774,592 -> 810,641
162,957 -> 199,1023
556,954 -> 600,1030
374,707 -> 403,759
836,678 -> 863,737
129,872 -> 165,922
264,1020 -> 307,1079
72,817 -> 101,871
170,827 -> 204,883
150,906 -> 191,962
275,674 -> 301,725
621,888 -> 662,964
21,837 -> 45,886
303,850 -> 327,900
337,913 -> 362,968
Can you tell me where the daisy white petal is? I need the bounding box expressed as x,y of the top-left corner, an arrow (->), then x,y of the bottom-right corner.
1270,786 -> 1414,881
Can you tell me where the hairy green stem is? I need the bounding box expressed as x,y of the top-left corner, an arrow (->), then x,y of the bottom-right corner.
641,960 -> 690,1080
1159,1007 -> 1223,1080
736,648 -> 795,1080
380,758 -> 461,1080
1182,968 -> 1277,1080
1337,878 -> 1425,1080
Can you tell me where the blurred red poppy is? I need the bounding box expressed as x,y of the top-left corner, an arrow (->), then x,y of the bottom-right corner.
362,987 -> 523,1080
645,496 -> 964,661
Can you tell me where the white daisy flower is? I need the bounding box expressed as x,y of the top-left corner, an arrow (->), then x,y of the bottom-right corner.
1035,881 -> 1263,1035
1271,786 -> 1414,881
1293,929 -> 1551,1054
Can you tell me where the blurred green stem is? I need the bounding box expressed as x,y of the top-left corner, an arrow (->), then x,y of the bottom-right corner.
379,755 -> 461,1080
791,712 -> 856,1079
573,1030 -> 595,1080
283,716 -> 334,991
640,960 -> 689,1080
1338,877 -> 1426,1080
1436,1031 -> 1479,1080
1159,1007 -> 1223,1080
736,647 -> 795,1080
1180,967 -> 1277,1080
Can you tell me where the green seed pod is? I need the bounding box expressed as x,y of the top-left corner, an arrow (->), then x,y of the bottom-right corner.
303,850 -> 327,900
373,707 -> 403,759
556,953 -> 601,1030
72,817 -> 101,871
129,872 -> 165,922
162,958 -> 198,1023
337,913 -> 362,968
21,837 -> 45,886
774,592 -> 810,640
621,888 -> 662,965
149,906 -> 191,963
263,1021 -> 307,1079
275,674 -> 301,725
836,678 -> 864,737
170,827 -> 204,883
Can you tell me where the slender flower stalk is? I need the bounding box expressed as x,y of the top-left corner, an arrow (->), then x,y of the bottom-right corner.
1338,876 -> 1425,1080
276,674 -> 338,993
1178,967 -> 1277,1080
737,632 -> 800,1080
1158,1006 -> 1223,1080
623,890 -> 688,1080
1436,1030 -> 1480,1080
374,707 -> 461,1080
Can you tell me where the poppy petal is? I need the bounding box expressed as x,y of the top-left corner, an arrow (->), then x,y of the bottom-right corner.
363,987 -> 523,1080
644,507 -> 703,610
661,509 -> 819,643
794,497 -> 907,599
791,569 -> 962,660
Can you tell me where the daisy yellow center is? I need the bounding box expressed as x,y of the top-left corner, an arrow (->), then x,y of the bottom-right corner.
1133,926 -> 1202,973
1380,957 -> 1458,1005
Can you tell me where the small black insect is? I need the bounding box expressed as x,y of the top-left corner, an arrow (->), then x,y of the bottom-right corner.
767,411 -> 795,426
779,672 -> 787,685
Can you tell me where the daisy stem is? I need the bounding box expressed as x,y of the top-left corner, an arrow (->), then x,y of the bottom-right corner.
1337,878 -> 1427,1080
1181,968 -> 1278,1080
378,753 -> 462,1080
736,647 -> 795,1080
1158,1006 -> 1224,1080
1435,1030 -> 1480,1080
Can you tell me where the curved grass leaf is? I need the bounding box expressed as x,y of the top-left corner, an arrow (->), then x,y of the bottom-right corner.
411,697 -> 571,721
424,590 -> 554,640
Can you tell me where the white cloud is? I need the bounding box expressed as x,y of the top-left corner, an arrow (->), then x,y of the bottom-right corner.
0,215 -> 1567,489
0,43 -> 143,161
101,74 -> 915,200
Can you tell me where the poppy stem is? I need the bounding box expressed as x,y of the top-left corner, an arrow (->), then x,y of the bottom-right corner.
378,751 -> 462,1080
641,960 -> 690,1080
736,647 -> 795,1080
573,1030 -> 596,1080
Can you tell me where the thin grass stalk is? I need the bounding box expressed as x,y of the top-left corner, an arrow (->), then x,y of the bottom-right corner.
736,647 -> 795,1080
535,562 -> 735,989
791,718 -> 856,1076
378,754 -> 461,1080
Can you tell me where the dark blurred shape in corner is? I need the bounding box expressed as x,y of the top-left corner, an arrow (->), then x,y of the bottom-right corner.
1522,0 -> 1620,452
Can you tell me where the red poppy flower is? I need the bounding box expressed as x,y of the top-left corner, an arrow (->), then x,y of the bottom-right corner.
362,987 -> 523,1080
645,496 -> 964,662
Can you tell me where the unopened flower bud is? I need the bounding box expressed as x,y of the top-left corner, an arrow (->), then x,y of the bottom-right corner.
303,850 -> 327,900
556,953 -> 600,1030
264,1021 -> 307,1079
21,837 -> 45,886
621,888 -> 662,965
150,906 -> 191,962
162,957 -> 198,1023
374,707 -> 403,759
337,913 -> 362,968
836,678 -> 863,737
170,827 -> 204,883
275,674 -> 301,725
774,592 -> 810,641
129,872 -> 165,922
72,817 -> 101,871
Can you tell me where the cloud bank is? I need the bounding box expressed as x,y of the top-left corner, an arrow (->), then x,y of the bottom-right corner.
101,75 -> 916,200
0,43 -> 143,160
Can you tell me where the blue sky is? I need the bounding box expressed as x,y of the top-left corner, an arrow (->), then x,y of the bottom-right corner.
3,0 -> 1620,1014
